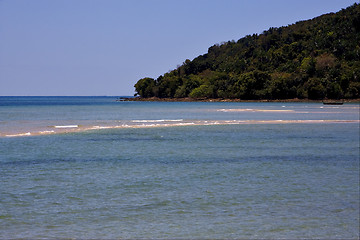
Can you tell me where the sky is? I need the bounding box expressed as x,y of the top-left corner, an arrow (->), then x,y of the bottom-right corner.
0,0 -> 358,96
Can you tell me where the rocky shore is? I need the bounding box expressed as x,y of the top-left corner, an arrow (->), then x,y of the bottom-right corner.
118,97 -> 360,103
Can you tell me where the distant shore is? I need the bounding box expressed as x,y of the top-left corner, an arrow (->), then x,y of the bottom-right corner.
118,97 -> 360,103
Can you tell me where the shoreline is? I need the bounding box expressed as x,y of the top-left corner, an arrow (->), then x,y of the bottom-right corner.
119,97 -> 360,103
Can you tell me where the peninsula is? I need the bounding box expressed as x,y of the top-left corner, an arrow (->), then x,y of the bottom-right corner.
133,3 -> 360,101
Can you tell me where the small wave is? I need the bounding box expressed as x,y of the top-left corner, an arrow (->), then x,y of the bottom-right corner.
217,109 -> 294,112
54,125 -> 79,128
39,130 -> 55,134
91,126 -> 112,129
131,119 -> 183,123
5,132 -> 31,137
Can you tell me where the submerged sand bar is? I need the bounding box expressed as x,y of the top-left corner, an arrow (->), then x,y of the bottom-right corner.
2,104 -> 359,137
1,119 -> 359,137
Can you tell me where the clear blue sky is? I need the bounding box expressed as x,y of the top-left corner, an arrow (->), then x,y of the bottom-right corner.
0,0 -> 357,96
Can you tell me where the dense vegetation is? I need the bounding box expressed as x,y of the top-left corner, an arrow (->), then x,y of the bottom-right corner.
134,4 -> 360,100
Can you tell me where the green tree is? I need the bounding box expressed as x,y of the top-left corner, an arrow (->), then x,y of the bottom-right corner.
326,82 -> 343,99
134,77 -> 155,97
306,78 -> 326,99
189,85 -> 214,98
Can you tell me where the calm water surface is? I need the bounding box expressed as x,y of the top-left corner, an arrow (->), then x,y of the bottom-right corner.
0,97 -> 359,239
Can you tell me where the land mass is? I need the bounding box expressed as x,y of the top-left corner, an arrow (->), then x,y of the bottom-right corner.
120,96 -> 360,103
133,3 -> 360,101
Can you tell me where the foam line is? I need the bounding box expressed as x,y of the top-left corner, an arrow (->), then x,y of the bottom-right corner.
54,125 -> 79,128
132,119 -> 183,123
5,132 -> 31,137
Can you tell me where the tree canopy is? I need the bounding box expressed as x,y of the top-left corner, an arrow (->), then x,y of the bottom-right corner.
134,4 -> 360,100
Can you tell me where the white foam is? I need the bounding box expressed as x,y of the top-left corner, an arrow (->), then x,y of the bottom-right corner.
39,130 -> 55,134
92,126 -> 112,129
132,119 -> 183,123
6,132 -> 31,137
54,125 -> 79,128
217,109 -> 294,112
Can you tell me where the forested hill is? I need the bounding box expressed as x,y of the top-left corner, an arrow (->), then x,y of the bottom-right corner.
134,4 -> 360,100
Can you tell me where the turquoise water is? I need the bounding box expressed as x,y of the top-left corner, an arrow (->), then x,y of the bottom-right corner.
0,97 -> 359,239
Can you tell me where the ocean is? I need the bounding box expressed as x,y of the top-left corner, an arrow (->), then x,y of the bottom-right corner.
0,96 -> 359,239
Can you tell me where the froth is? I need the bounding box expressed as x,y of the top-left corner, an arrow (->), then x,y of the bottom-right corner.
132,119 -> 183,123
54,125 -> 79,128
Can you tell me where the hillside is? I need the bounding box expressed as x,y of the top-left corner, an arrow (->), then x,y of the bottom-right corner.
134,4 -> 360,100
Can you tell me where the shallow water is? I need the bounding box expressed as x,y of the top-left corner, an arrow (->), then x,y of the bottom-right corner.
0,96 -> 358,137
0,97 -> 359,238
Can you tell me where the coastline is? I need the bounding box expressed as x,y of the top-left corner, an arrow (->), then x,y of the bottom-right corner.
119,97 -> 360,103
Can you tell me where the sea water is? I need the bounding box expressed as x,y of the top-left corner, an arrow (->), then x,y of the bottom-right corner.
0,97 -> 359,239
